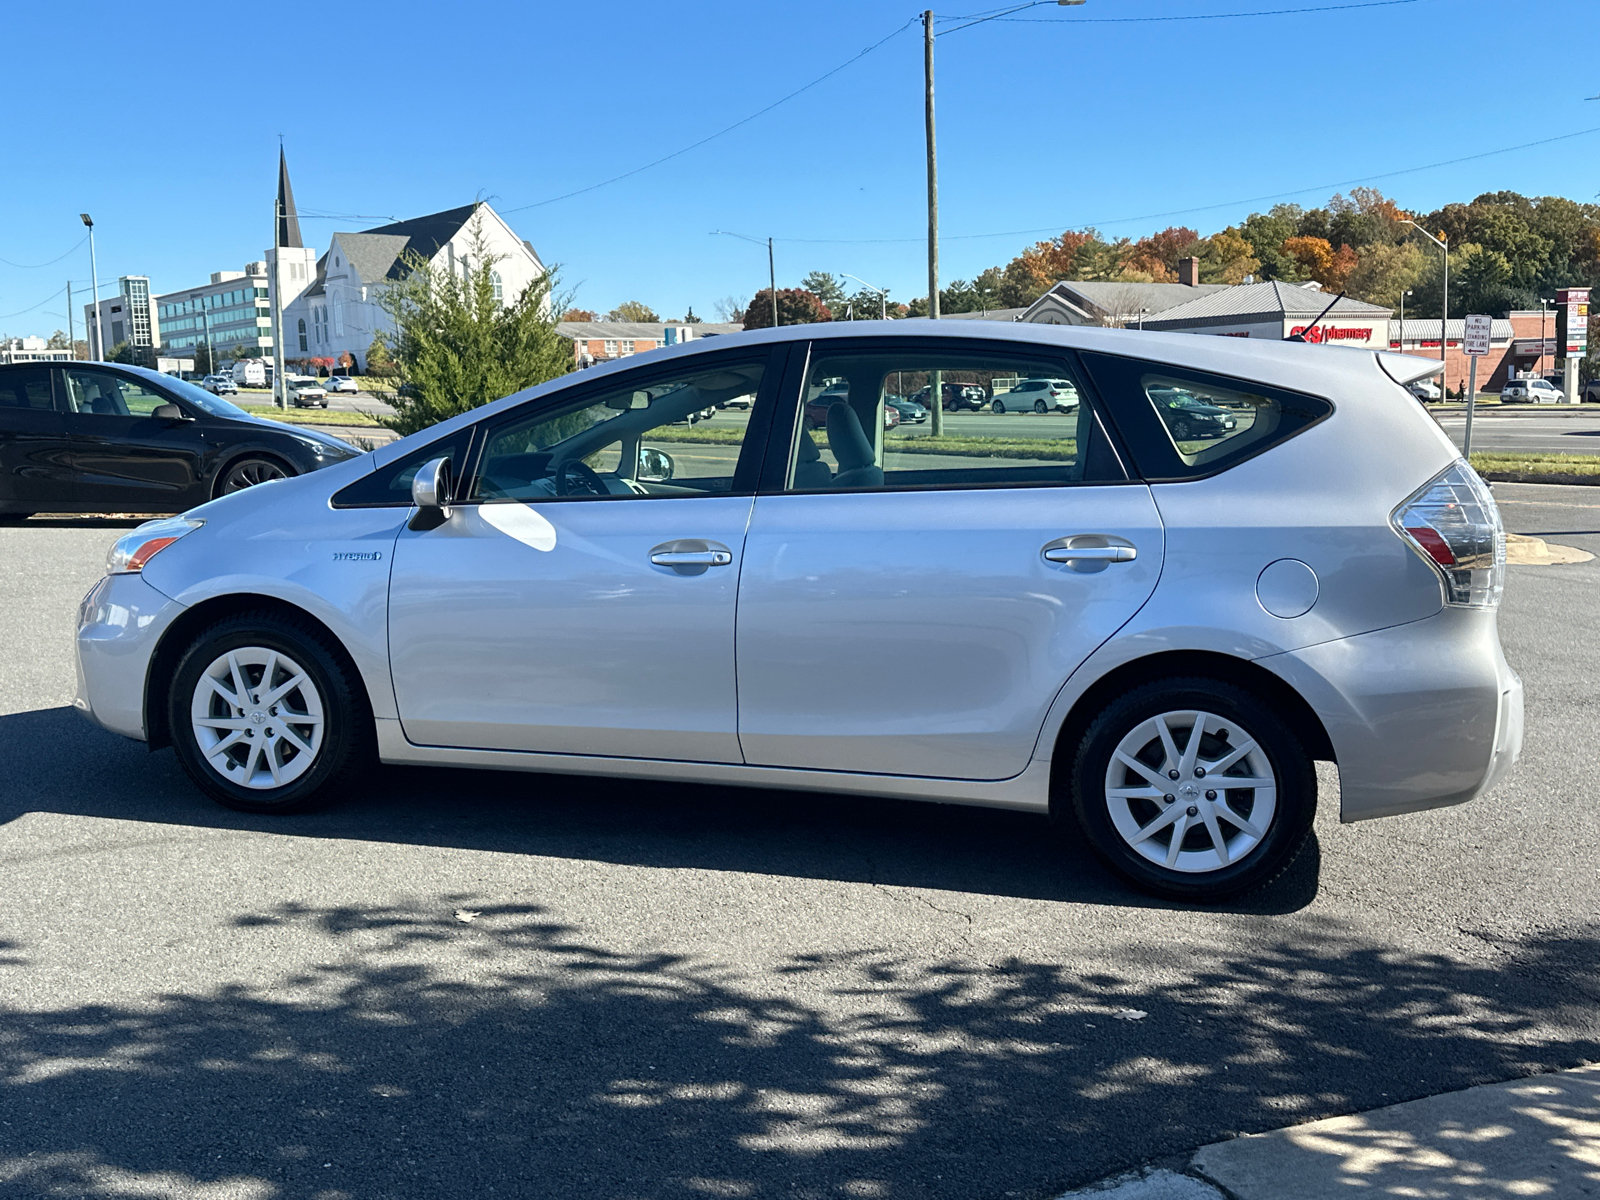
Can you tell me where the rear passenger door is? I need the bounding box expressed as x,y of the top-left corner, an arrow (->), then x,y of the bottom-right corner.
733,339 -> 1164,782
0,366 -> 73,511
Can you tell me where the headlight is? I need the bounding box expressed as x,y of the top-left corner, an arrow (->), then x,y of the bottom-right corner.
107,516 -> 204,575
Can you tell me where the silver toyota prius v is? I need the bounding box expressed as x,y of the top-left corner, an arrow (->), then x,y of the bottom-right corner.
73,322 -> 1522,900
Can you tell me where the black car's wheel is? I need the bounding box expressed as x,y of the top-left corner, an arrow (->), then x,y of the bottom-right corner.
1034,399 -> 1048,413
991,399 -> 1007,414
217,456 -> 292,497
169,611 -> 372,814
0,513 -> 33,525
1172,419 -> 1193,440
1067,677 -> 1316,901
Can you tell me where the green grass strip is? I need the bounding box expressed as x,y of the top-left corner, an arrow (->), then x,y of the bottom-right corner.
241,405 -> 381,428
1471,451 -> 1600,477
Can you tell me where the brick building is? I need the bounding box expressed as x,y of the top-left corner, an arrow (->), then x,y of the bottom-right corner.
1389,312 -> 1557,395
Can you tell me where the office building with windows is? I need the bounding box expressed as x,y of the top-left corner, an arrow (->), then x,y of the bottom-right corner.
155,264 -> 275,360
86,276 -> 159,364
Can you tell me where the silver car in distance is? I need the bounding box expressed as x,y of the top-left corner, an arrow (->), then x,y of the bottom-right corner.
74,323 -> 1522,900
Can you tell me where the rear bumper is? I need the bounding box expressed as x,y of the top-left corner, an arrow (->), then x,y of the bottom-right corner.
74,572 -> 186,741
1261,606 -> 1522,822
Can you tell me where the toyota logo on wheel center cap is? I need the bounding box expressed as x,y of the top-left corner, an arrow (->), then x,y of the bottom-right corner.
249,711 -> 267,725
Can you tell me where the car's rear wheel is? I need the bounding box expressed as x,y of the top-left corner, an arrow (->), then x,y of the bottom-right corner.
169,612 -> 371,814
1034,399 -> 1048,413
217,456 -> 291,497
1068,678 -> 1315,901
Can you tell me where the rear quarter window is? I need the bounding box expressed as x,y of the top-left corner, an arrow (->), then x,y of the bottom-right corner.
1078,351 -> 1333,482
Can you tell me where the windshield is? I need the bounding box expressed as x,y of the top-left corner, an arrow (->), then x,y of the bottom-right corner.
123,365 -> 253,419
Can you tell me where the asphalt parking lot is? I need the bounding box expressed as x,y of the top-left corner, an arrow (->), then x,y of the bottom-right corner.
1,483 -> 1597,1200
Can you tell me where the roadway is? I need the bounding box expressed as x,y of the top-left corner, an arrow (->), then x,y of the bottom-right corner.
1,484 -> 1596,1199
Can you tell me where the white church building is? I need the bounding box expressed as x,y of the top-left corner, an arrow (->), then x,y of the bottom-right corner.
272,156 -> 546,372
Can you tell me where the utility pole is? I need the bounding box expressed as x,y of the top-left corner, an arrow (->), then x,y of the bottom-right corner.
271,198 -> 287,408
768,237 -> 778,327
66,281 -> 76,360
924,11 -> 945,437
80,214 -> 101,360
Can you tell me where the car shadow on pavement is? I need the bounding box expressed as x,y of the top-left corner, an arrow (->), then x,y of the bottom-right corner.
0,894 -> 1595,1200
0,706 -> 1320,916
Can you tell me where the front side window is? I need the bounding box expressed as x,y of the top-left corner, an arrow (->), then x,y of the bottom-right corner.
781,348 -> 1118,493
1079,352 -> 1333,481
61,368 -> 172,417
469,358 -> 766,503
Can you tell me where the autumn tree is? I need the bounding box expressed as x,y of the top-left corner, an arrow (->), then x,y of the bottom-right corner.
608,300 -> 659,323
559,308 -> 598,322
1345,241 -> 1427,307
1196,228 -> 1260,284
1282,236 -> 1358,292
740,288 -> 833,328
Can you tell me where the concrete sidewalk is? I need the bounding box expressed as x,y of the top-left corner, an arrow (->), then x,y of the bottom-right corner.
1060,1063 -> 1600,1198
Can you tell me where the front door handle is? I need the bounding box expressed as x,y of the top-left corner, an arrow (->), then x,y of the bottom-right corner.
651,549 -> 732,566
649,539 -> 734,573
1042,535 -> 1138,572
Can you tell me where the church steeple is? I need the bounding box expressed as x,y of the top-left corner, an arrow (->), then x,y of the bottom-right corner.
275,147 -> 303,249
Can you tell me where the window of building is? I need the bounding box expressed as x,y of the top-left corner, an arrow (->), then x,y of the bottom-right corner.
621,340 -> 635,355
491,270 -> 504,303
298,319 -> 307,352
604,339 -> 618,356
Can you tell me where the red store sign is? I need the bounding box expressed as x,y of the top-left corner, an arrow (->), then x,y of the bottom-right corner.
1288,325 -> 1374,343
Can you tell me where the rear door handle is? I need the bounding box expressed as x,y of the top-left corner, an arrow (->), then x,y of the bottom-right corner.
1042,535 -> 1138,571
651,549 -> 732,566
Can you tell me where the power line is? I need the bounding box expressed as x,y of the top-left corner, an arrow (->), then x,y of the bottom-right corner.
0,234 -> 89,270
502,15 -> 920,215
951,0 -> 1427,28
755,123 -> 1600,245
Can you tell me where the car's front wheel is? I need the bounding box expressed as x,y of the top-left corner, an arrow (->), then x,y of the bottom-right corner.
217,456 -> 291,497
169,612 -> 371,814
991,399 -> 1007,414
1068,678 -> 1315,901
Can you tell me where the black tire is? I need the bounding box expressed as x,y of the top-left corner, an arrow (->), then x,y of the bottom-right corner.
1067,677 -> 1316,901
168,611 -> 372,814
215,456 -> 292,498
991,399 -> 1006,414
1034,399 -> 1048,414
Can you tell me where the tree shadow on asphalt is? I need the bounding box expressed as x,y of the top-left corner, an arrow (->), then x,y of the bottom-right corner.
0,899 -> 1596,1200
0,706 -> 1321,916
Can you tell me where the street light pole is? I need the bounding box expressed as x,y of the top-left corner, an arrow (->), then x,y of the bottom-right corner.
1399,288 -> 1411,352
80,213 -> 101,360
924,10 -> 938,327
1540,297 -> 1551,380
768,237 -> 778,328
841,273 -> 889,321
1405,220 -> 1449,381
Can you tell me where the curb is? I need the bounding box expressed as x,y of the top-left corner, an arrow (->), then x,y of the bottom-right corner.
1481,470 -> 1600,487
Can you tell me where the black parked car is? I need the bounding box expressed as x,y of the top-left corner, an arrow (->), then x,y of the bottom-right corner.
0,361 -> 363,522
1148,386 -> 1239,440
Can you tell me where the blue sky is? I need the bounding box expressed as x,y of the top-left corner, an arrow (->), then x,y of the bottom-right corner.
3,0 -> 1597,333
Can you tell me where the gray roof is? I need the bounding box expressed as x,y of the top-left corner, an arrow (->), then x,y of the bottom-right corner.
1053,280 -> 1231,315
1390,318 -> 1515,341
558,321 -> 744,341
1145,281 -> 1391,328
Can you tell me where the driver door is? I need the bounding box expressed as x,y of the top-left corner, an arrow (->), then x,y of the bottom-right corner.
387,350 -> 783,762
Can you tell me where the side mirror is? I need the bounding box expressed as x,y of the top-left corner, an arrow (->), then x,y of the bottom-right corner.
412,457 -> 453,510
638,447 -> 675,481
152,404 -> 189,422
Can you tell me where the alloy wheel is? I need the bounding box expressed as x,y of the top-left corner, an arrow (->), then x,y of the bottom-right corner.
1102,709 -> 1277,874
189,647 -> 325,790
220,458 -> 288,494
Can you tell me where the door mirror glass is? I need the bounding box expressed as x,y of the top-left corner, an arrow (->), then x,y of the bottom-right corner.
152,404 -> 188,421
638,447 -> 675,481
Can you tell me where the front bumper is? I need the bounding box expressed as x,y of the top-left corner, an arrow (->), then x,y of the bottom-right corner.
1262,606 -> 1523,823
74,572 -> 186,741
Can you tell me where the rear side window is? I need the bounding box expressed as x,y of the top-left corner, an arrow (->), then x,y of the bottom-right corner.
1079,352 -> 1332,481
0,368 -> 54,410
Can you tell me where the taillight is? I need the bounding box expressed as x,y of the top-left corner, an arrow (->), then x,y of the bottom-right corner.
1392,461 -> 1504,608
